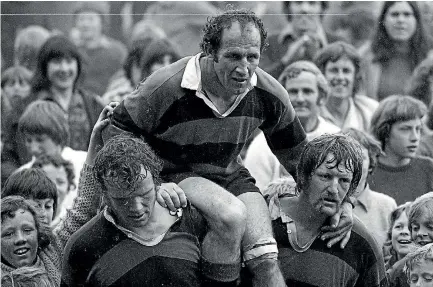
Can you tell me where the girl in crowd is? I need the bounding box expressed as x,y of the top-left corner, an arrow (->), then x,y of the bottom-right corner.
31,35 -> 103,151
384,202 -> 415,270
362,1 -> 433,101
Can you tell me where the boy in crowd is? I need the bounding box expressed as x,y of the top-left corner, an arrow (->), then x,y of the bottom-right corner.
2,168 -> 57,226
404,243 -> 433,287
344,127 -> 397,248
17,100 -> 86,189
368,95 -> 433,204
32,155 -> 76,227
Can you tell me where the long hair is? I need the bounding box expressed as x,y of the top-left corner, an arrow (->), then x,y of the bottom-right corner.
370,95 -> 427,150
31,35 -> 82,94
406,56 -> 433,107
370,1 -> 432,67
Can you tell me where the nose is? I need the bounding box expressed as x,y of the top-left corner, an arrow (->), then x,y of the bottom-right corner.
328,178 -> 339,194
410,128 -> 420,142
28,140 -> 41,156
235,58 -> 248,76
59,60 -> 69,70
292,91 -> 305,102
14,230 -> 27,245
300,2 -> 312,13
399,226 -> 410,236
128,196 -> 143,212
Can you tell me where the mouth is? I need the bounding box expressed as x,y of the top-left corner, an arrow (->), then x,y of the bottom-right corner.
397,239 -> 411,245
416,240 -> 432,246
407,146 -> 418,152
128,212 -> 146,221
14,248 -> 30,256
322,197 -> 338,205
232,78 -> 248,85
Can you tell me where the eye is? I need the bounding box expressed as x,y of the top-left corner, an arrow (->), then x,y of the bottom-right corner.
391,12 -> 399,18
319,174 -> 331,180
2,231 -> 13,238
412,224 -> 419,232
403,12 -> 413,17
24,227 -> 35,234
340,178 -> 351,184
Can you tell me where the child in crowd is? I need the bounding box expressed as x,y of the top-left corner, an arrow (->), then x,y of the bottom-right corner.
388,192 -> 433,287
404,243 -> 433,287
2,168 -> 57,226
32,154 -> 76,227
368,95 -> 433,205
1,65 -> 34,186
384,202 -> 415,269
17,100 -> 86,189
1,266 -> 54,287
344,127 -> 397,248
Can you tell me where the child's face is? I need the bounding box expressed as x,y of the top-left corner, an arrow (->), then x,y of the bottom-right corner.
29,198 -> 54,226
409,259 -> 433,287
385,119 -> 422,161
41,163 -> 70,209
2,76 -> 31,99
24,133 -> 62,158
411,208 -> 433,246
392,211 -> 413,258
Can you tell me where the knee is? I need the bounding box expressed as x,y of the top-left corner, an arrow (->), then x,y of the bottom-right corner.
214,198 -> 247,237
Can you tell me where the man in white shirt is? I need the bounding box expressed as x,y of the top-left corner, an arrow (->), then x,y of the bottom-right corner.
244,61 -> 339,192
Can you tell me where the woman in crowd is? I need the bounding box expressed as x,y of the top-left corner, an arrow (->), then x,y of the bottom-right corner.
31,35 -> 103,151
102,38 -> 181,103
362,1 -> 433,101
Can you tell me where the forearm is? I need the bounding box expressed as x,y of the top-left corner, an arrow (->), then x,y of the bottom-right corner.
54,164 -> 101,249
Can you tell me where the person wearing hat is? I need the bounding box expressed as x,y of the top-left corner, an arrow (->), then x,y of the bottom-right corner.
74,1 -> 127,96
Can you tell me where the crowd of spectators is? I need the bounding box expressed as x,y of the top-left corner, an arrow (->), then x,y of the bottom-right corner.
1,1 -> 433,287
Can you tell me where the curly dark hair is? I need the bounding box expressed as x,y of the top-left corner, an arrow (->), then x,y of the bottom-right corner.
296,133 -> 363,198
200,7 -> 268,57
94,133 -> 163,196
406,56 -> 433,107
32,154 -> 76,192
370,1 -> 432,67
1,196 -> 53,250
